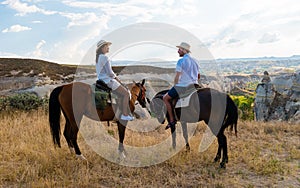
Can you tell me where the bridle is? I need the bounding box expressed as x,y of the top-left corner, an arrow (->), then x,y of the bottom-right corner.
135,83 -> 147,108
150,95 -> 166,123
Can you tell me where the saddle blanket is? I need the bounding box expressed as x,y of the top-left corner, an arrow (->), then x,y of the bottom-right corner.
92,84 -> 117,110
175,90 -> 197,108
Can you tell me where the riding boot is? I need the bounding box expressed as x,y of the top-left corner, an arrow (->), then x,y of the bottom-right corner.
165,120 -> 176,130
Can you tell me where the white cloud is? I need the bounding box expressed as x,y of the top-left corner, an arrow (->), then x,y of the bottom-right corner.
32,20 -> 42,24
22,0 -> 46,3
2,0 -> 56,16
1,0 -> 299,62
258,33 -> 280,44
2,24 -> 32,33
36,40 -> 46,56
227,38 -> 240,44
61,0 -> 103,9
62,0 -> 152,21
61,0 -> 197,23
59,12 -> 100,28
48,15 -> 111,64
27,40 -> 48,58
200,3 -> 298,54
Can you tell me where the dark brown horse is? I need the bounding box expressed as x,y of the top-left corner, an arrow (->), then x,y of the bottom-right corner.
49,79 -> 147,160
150,87 -> 238,168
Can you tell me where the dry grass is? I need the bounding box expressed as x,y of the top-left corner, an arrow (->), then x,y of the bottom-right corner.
0,110 -> 299,187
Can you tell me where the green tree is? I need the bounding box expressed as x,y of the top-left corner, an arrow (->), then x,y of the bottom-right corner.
231,95 -> 254,120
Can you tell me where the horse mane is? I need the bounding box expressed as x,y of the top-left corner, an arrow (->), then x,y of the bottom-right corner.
153,89 -> 168,99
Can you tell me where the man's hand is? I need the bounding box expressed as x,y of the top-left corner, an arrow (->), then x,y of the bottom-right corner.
174,72 -> 181,84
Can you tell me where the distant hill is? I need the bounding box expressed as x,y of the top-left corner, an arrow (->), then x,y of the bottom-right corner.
0,58 -> 81,80
0,58 -> 172,95
0,58 -> 174,81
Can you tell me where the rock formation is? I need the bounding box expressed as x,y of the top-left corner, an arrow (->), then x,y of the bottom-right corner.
254,72 -> 300,123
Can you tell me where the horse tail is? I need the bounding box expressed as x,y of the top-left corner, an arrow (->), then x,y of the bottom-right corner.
49,86 -> 64,147
224,95 -> 238,136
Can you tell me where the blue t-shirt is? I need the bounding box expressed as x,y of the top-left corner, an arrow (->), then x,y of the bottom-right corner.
175,53 -> 200,87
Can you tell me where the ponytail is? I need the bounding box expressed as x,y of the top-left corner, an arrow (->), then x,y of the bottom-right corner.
96,47 -> 102,64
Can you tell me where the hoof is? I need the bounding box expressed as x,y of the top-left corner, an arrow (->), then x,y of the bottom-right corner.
219,162 -> 226,169
172,144 -> 176,150
185,145 -> 191,152
214,155 -> 221,163
225,158 -> 228,163
119,150 -> 126,159
76,154 -> 87,161
69,147 -> 75,154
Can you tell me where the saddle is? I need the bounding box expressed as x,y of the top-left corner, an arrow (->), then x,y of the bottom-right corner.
93,80 -> 116,110
96,79 -> 111,93
174,84 -> 202,108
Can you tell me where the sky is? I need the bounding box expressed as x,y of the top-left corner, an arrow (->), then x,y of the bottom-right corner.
1,0 -> 300,64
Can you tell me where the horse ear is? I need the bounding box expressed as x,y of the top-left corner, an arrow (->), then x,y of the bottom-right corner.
133,80 -> 137,84
141,79 -> 145,86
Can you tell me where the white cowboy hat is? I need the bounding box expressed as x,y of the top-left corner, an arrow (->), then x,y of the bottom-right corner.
97,40 -> 112,49
176,42 -> 191,52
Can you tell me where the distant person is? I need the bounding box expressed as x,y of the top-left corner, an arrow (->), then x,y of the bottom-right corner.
163,42 -> 200,129
261,71 -> 271,83
95,40 -> 134,121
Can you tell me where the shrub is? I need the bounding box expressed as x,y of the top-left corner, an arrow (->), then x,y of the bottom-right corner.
231,95 -> 255,120
0,93 -> 48,111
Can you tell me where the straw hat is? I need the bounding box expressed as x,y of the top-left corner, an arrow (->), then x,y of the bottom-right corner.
176,42 -> 191,52
97,40 -> 112,49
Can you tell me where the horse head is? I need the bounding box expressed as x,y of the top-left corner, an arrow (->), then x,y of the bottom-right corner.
150,90 -> 168,124
132,79 -> 147,108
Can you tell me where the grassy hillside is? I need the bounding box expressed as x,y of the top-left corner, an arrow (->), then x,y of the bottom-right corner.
0,58 -> 82,80
0,58 -> 174,80
0,110 -> 299,187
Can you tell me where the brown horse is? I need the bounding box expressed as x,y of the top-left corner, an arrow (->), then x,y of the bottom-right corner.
49,79 -> 147,160
150,88 -> 238,168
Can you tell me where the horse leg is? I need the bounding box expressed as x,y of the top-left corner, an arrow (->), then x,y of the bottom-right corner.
69,126 -> 81,156
181,122 -> 190,151
117,121 -> 127,158
214,136 -> 222,163
222,133 -> 228,164
171,125 -> 176,149
166,112 -> 177,149
63,119 -> 75,154
67,116 -> 86,160
216,131 -> 228,168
